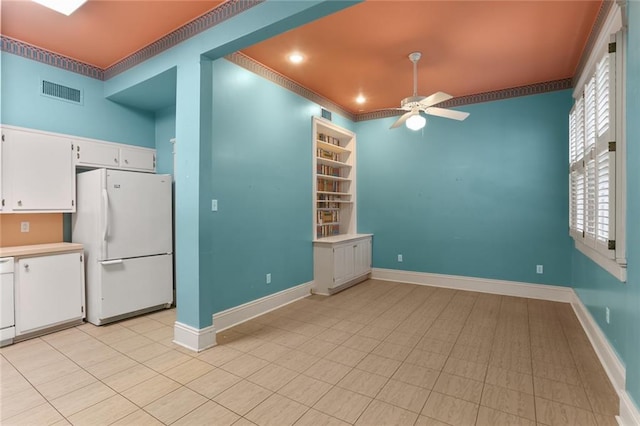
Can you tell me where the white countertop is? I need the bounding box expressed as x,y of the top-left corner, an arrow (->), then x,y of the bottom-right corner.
0,243 -> 84,258
313,233 -> 373,244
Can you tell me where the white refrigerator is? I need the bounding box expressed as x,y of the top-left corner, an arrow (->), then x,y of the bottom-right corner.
73,169 -> 173,325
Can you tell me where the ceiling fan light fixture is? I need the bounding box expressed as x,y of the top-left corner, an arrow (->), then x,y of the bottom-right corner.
32,0 -> 87,15
406,114 -> 426,131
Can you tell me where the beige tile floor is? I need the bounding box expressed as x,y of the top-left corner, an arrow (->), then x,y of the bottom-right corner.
0,279 -> 619,425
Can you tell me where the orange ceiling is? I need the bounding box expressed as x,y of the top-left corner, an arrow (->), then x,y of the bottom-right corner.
1,0 -> 601,114
241,1 -> 601,113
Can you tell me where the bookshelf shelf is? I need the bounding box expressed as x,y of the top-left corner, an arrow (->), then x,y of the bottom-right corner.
317,191 -> 351,196
317,157 -> 352,168
317,140 -> 350,154
317,174 -> 350,182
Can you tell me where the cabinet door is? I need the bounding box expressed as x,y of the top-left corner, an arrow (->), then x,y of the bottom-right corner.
16,253 -> 83,335
333,244 -> 355,287
75,139 -> 120,168
0,135 -> 4,212
354,238 -> 372,277
120,147 -> 155,172
4,129 -> 75,212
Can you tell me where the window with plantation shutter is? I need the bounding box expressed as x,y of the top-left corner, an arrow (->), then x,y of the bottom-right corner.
569,26 -> 625,281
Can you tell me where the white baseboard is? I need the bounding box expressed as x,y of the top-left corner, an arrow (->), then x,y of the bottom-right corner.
371,268 -> 575,303
617,391 -> 640,426
173,321 -> 216,352
571,296 -> 626,392
213,281 -> 313,332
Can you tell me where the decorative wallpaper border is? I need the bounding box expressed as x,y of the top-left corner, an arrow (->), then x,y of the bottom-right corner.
355,78 -> 573,122
225,52 -> 357,121
1,35 -> 104,80
104,0 -> 263,79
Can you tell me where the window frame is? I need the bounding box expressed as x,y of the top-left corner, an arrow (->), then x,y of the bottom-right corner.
570,5 -> 626,282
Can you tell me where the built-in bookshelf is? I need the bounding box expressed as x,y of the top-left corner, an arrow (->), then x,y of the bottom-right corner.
313,117 -> 356,239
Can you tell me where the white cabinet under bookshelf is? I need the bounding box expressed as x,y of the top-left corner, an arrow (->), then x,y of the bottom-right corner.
312,117 -> 372,295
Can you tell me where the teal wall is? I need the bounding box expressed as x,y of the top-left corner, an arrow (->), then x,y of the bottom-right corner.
198,59 -> 335,315
1,53 -> 155,146
155,105 -> 176,175
572,251 -> 627,360
357,90 -> 573,286
623,0 -> 640,409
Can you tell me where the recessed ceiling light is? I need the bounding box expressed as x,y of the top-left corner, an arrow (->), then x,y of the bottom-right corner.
356,95 -> 366,104
33,0 -> 87,15
288,53 -> 304,64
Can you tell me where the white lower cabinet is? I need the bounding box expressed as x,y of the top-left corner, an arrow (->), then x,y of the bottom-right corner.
0,258 -> 15,345
313,234 -> 372,295
15,251 -> 85,337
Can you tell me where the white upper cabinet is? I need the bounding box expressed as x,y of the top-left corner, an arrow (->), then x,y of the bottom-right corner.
75,139 -> 120,169
75,139 -> 156,173
1,127 -> 75,212
119,146 -> 155,172
0,125 -> 157,213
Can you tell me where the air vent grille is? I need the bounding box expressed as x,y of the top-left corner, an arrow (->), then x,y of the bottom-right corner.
41,80 -> 83,104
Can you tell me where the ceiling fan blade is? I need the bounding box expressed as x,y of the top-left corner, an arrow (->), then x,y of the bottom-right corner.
425,107 -> 470,121
390,110 -> 416,129
418,91 -> 453,108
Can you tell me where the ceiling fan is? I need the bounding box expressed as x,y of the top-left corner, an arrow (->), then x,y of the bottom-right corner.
390,52 -> 469,130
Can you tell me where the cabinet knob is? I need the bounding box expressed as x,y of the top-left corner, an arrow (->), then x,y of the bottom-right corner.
24,264 -> 29,270
17,200 -> 22,206
124,159 -> 129,164
114,158 -> 118,163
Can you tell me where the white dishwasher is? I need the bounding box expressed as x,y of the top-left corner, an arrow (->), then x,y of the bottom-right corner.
0,257 -> 15,346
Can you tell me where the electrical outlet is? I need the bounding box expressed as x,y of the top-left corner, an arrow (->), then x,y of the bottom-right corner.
536,264 -> 543,274
397,254 -> 403,262
606,307 -> 610,324
266,273 -> 271,284
20,222 -> 29,233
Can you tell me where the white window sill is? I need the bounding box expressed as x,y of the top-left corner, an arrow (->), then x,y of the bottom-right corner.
575,239 -> 627,282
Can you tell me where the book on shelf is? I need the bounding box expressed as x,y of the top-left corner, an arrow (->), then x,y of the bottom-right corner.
317,133 -> 341,147
317,179 -> 340,193
317,148 -> 340,162
316,223 -> 340,238
316,164 -> 341,177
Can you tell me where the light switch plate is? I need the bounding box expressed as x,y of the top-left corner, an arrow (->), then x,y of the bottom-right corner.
21,222 -> 29,233
211,199 -> 218,212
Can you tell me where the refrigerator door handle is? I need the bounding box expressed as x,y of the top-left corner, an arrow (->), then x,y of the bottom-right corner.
101,259 -> 123,265
102,188 -> 109,241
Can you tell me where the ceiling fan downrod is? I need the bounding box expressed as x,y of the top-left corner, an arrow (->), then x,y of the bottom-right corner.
409,52 -> 421,97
